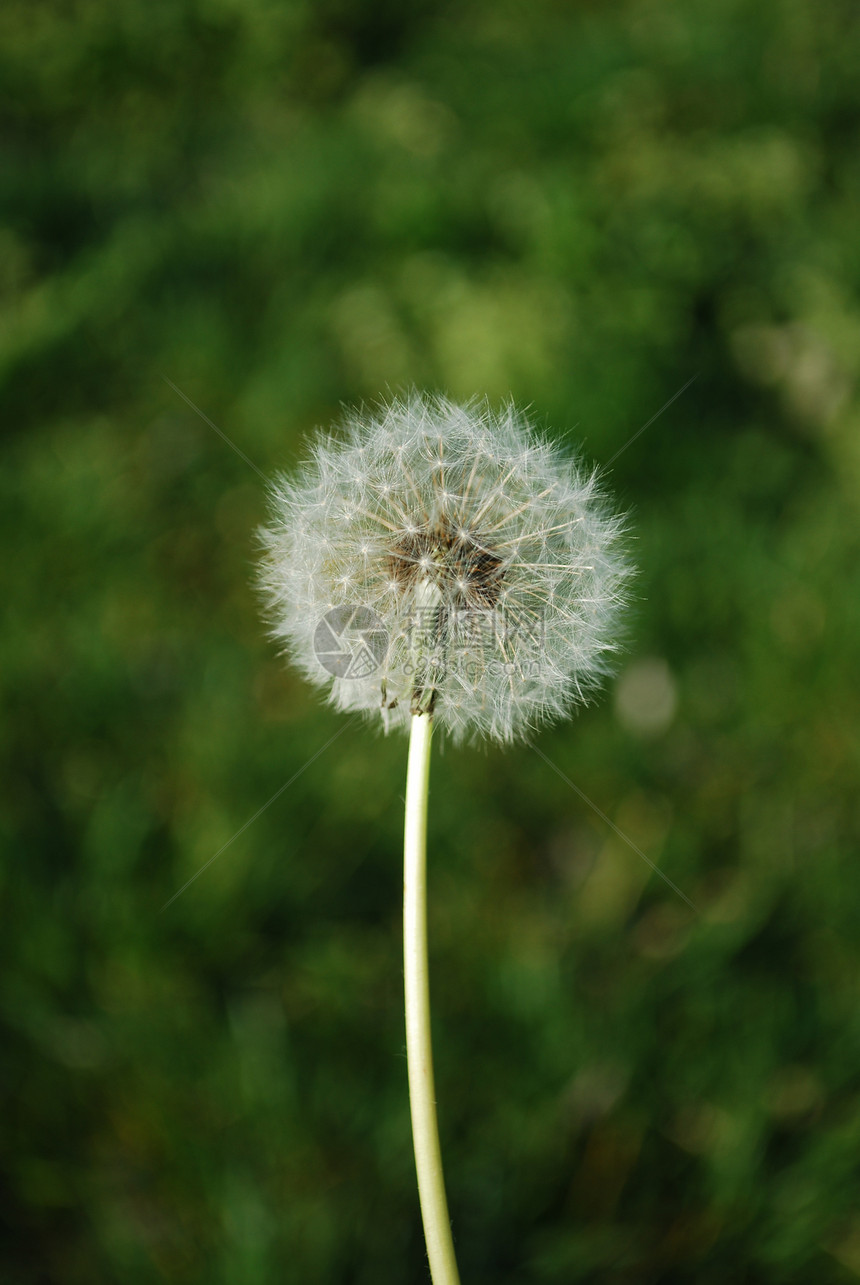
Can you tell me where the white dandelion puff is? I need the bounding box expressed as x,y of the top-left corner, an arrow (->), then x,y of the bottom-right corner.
258,391 -> 631,744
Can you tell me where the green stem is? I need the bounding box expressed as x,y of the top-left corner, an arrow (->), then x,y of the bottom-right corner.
403,712 -> 462,1285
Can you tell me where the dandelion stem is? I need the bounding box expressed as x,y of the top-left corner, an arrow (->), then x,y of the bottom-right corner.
404,712 -> 461,1285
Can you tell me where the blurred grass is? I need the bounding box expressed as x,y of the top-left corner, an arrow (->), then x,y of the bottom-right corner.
2,0 -> 860,1281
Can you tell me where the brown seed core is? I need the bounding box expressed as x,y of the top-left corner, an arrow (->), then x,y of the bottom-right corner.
387,513 -> 504,609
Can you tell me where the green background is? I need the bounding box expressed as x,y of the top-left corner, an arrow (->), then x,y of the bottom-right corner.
2,1 -> 859,1281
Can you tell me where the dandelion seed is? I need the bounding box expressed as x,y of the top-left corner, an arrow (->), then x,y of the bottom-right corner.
258,392 -> 630,745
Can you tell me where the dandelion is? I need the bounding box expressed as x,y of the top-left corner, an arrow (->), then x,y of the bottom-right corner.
258,392 -> 630,1285
259,393 -> 629,744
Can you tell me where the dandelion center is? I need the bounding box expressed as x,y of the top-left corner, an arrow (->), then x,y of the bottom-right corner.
387,511 -> 505,611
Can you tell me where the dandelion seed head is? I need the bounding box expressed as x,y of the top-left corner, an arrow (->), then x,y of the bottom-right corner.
258,392 -> 632,744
